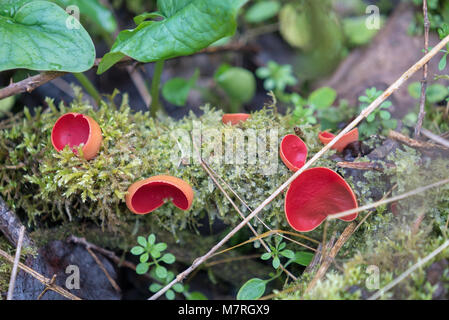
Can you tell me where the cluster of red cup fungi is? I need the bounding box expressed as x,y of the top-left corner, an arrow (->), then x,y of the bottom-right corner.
51,112 -> 359,232
51,113 -> 194,216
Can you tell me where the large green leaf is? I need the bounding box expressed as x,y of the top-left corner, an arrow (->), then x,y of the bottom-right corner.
0,0 -> 96,72
51,0 -> 117,33
98,0 -> 248,74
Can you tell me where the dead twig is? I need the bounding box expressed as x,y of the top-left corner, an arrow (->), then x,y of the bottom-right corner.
67,236 -> 136,273
148,35 -> 449,300
86,247 -> 121,293
389,130 -> 449,151
421,128 -> 449,149
305,223 -> 357,294
414,0 -> 430,138
6,226 -> 25,300
36,274 -> 56,300
0,248 -> 81,300
337,161 -> 396,171
0,72 -> 64,100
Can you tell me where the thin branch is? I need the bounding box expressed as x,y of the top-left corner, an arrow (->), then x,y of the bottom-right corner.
148,34 -> 449,300
389,130 -> 448,151
0,248 -> 81,300
6,226 -> 25,300
415,0 -> 430,138
0,72 -> 64,100
337,161 -> 396,171
368,239 -> 449,300
421,128 -> 449,149
86,247 -> 121,293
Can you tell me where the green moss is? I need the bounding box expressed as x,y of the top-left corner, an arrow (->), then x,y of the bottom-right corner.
0,235 -> 13,298
0,89 -> 333,236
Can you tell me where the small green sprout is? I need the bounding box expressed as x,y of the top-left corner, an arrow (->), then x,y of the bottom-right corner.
256,61 -> 297,96
358,87 -> 397,138
131,234 -> 175,278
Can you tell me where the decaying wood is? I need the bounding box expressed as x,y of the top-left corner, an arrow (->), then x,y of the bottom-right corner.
0,248 -> 81,300
149,34 -> 449,300
304,223 -> 357,294
0,196 -> 33,248
389,130 -> 449,151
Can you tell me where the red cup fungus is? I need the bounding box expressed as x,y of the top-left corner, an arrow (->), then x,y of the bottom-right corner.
284,167 -> 358,232
51,112 -> 102,160
318,128 -> 359,152
280,134 -> 308,171
222,113 -> 250,125
126,175 -> 194,215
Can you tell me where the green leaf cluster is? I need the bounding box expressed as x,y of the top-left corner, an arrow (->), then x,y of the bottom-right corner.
358,87 -> 397,138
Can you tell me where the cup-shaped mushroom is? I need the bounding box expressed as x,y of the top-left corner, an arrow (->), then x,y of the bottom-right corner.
51,113 -> 102,160
280,134 -> 308,171
284,167 -> 358,232
318,128 -> 359,152
126,175 -> 194,215
222,113 -> 250,125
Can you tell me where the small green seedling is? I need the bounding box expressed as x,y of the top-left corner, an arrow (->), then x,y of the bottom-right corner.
237,236 -> 314,300
358,87 -> 397,138
256,61 -> 297,98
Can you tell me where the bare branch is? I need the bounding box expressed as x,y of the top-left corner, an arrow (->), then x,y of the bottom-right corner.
0,72 -> 64,100
415,0 -> 430,138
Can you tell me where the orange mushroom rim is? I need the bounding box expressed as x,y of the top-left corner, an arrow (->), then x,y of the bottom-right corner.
284,167 -> 359,232
51,112 -> 102,160
125,175 -> 194,215
222,113 -> 250,125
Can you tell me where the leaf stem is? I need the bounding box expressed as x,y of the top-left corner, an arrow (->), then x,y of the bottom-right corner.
73,73 -> 101,105
150,60 -> 165,117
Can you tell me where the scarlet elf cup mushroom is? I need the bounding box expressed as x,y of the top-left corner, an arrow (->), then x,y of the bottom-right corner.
318,128 -> 359,152
284,167 -> 358,232
222,113 -> 250,125
126,175 -> 194,215
51,112 -> 102,160
280,134 -> 308,171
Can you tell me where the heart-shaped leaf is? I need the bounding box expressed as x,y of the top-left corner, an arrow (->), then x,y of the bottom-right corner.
98,0 -> 248,74
0,0 -> 96,72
